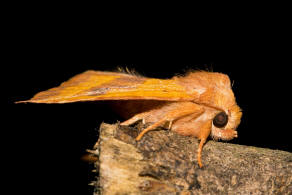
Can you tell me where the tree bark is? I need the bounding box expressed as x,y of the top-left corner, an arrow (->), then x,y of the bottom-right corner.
93,123 -> 292,195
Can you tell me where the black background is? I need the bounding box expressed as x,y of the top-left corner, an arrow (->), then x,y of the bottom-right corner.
4,8 -> 291,195
6,53 -> 290,195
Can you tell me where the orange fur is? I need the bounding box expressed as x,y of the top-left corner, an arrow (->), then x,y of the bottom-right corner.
17,70 -> 242,167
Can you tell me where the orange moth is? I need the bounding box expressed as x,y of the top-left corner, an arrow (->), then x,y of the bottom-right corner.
17,70 -> 242,167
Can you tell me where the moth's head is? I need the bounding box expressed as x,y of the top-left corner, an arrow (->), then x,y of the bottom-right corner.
176,71 -> 242,141
189,72 -> 242,141
210,103 -> 242,141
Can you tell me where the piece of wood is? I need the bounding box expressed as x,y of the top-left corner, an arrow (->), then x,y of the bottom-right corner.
93,123 -> 292,195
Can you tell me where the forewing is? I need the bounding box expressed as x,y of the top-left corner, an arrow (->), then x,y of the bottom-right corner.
17,70 -> 193,103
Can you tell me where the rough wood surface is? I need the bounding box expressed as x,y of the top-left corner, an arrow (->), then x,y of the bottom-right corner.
93,123 -> 292,195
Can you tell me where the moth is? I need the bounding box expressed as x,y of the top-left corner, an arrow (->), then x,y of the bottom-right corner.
17,70 -> 242,167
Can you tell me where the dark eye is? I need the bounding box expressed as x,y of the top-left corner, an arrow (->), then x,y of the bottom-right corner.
213,112 -> 228,128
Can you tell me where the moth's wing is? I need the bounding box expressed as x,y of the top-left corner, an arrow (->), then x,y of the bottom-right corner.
17,70 -> 194,103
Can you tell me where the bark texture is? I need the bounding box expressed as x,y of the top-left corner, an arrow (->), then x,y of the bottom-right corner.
93,123 -> 292,195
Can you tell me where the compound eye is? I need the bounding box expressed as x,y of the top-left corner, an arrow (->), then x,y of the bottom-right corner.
213,112 -> 228,128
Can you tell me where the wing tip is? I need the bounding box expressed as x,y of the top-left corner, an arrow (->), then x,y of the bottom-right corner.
14,100 -> 34,104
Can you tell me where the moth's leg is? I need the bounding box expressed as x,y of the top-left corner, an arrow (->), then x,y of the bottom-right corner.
136,103 -> 203,141
197,138 -> 206,168
120,112 -> 148,126
135,119 -> 166,140
197,121 -> 212,168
